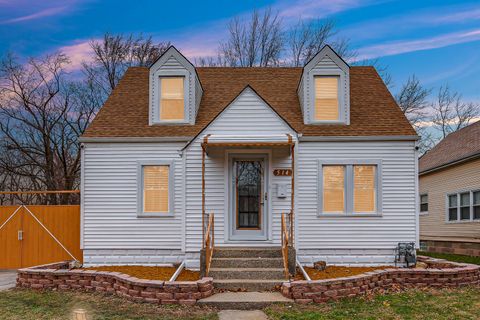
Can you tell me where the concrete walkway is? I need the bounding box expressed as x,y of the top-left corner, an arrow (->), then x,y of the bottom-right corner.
218,310 -> 269,320
0,270 -> 17,291
199,291 -> 292,310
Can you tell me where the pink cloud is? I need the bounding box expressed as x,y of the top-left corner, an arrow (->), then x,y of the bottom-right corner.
355,29 -> 480,61
1,6 -> 68,24
58,40 -> 95,71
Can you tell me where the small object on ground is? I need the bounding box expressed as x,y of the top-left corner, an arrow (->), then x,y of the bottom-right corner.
313,261 -> 326,271
73,309 -> 87,320
395,242 -> 416,267
69,260 -> 82,269
415,262 -> 428,269
218,310 -> 269,320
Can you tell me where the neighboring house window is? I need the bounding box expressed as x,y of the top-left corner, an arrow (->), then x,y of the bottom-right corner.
420,194 -> 428,213
474,191 -> 480,220
160,77 -> 184,121
138,162 -> 173,217
447,190 -> 480,222
314,76 -> 339,121
319,161 -> 381,215
448,194 -> 458,221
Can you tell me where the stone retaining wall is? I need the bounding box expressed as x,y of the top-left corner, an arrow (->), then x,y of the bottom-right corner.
420,240 -> 480,257
16,261 -> 213,305
282,256 -> 480,304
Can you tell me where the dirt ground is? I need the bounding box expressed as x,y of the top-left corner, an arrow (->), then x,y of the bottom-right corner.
82,265 -> 200,281
295,266 -> 391,281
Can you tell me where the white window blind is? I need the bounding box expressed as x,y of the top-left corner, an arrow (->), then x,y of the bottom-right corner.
353,165 -> 376,213
315,76 -> 339,121
143,165 -> 169,213
160,77 -> 184,120
323,165 -> 345,213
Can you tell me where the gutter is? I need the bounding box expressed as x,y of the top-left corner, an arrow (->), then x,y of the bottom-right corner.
299,135 -> 419,142
79,136 -> 194,143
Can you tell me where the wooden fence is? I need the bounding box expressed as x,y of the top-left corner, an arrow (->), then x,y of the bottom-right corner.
0,205 -> 82,269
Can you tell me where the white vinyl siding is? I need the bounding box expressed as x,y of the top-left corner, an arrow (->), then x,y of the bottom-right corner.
83,143 -> 184,250
298,141 -> 416,251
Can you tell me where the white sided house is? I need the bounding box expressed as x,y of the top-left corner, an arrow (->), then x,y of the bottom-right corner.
80,46 -> 419,273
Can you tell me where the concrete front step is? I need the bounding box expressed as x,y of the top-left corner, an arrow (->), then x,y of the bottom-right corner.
213,247 -> 282,258
213,279 -> 285,292
198,291 -> 293,310
209,267 -> 285,280
211,257 -> 284,268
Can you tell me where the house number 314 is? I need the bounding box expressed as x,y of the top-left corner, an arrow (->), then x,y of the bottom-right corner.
273,169 -> 292,176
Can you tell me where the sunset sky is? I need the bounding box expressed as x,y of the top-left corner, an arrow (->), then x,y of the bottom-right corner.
0,0 -> 479,100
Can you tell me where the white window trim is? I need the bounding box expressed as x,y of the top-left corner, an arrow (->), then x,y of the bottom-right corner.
446,189 -> 480,223
317,159 -> 383,217
309,70 -> 346,125
420,193 -> 429,215
152,70 -> 190,125
137,160 -> 175,217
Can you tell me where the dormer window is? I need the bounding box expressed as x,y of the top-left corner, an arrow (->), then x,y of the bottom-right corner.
298,45 -> 350,125
315,76 -> 339,121
160,77 -> 185,121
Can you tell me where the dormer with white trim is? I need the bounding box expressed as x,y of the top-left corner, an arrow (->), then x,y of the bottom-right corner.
149,46 -> 203,125
298,45 -> 350,125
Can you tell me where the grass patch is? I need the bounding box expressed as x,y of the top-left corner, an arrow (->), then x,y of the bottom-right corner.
0,289 -> 217,320
418,251 -> 480,265
265,287 -> 480,320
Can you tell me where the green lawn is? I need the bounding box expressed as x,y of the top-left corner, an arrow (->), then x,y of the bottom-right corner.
1,287 -> 480,319
0,290 -> 217,320
266,287 -> 480,320
418,251 -> 480,265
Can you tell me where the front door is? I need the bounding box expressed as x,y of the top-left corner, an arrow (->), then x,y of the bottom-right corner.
229,154 -> 268,241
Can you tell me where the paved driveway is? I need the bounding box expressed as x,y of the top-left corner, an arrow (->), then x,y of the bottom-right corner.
0,270 -> 17,291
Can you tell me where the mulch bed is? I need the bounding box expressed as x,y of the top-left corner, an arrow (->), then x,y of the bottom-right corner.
81,266 -> 199,281
295,266 -> 391,281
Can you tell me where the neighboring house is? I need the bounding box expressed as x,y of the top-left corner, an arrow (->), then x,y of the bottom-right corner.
79,45 -> 419,269
419,121 -> 480,256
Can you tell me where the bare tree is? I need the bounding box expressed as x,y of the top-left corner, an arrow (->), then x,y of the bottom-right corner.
395,75 -> 431,126
431,85 -> 480,138
218,8 -> 283,67
83,33 -> 170,95
0,52 -> 98,204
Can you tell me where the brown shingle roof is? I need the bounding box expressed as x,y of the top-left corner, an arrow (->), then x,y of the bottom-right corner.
419,120 -> 480,174
82,66 -> 416,138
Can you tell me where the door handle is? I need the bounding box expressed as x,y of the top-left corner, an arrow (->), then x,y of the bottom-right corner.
18,230 -> 23,241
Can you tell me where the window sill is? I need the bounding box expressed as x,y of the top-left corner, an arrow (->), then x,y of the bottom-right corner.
137,212 -> 175,218
310,120 -> 347,125
317,213 -> 382,218
420,212 -> 429,216
446,219 -> 480,224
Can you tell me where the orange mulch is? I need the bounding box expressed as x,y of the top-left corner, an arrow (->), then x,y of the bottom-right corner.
295,266 -> 391,281
82,266 -> 199,281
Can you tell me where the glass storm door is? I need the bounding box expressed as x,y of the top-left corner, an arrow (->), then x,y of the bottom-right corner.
230,156 -> 268,241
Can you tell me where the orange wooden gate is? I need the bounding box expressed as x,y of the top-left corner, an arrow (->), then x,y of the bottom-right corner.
0,205 -> 82,269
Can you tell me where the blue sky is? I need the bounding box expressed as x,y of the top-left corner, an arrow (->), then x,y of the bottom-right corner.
0,0 -> 479,99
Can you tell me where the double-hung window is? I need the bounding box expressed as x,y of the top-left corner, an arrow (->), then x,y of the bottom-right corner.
319,161 -> 381,215
420,194 -> 428,214
138,161 -> 173,217
448,190 -> 480,222
159,77 -> 185,121
314,76 -> 340,121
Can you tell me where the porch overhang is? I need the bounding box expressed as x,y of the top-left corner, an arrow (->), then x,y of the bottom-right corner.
201,134 -> 294,154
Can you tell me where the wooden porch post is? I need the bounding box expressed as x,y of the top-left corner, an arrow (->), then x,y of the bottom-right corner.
290,143 -> 295,246
202,146 -> 206,249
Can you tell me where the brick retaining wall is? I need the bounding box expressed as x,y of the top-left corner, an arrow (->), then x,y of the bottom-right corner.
16,261 -> 213,305
282,256 -> 480,304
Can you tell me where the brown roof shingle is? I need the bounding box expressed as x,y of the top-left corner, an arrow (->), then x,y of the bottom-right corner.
419,120 -> 480,174
82,66 -> 416,138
